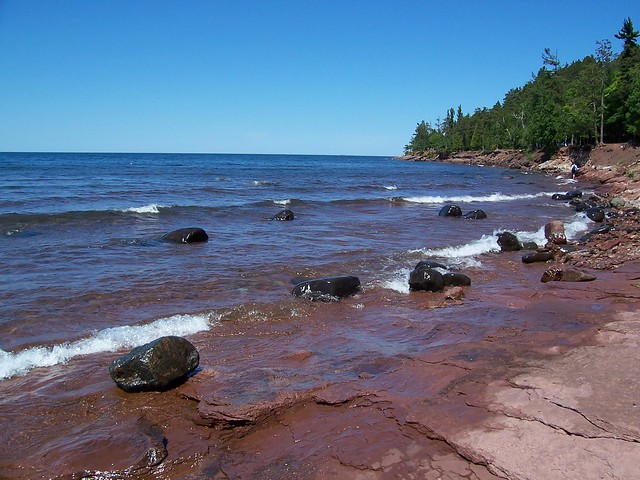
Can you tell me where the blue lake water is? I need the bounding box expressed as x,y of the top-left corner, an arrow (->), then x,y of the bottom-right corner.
0,152 -> 587,379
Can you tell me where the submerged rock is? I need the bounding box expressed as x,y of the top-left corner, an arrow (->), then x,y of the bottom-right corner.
463,209 -> 487,220
162,227 -> 209,244
270,209 -> 295,221
291,275 -> 361,301
109,336 -> 200,392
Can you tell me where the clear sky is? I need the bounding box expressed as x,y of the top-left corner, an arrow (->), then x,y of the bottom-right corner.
0,1 -> 637,156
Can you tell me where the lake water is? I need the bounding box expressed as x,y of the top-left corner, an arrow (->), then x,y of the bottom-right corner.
0,152 -> 587,379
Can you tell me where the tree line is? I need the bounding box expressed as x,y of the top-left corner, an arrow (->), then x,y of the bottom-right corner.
405,18 -> 640,156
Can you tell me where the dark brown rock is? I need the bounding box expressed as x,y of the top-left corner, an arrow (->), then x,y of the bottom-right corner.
109,336 -> 200,392
496,232 -> 521,252
291,275 -> 361,301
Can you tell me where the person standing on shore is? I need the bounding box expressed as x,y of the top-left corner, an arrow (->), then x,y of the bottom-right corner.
571,161 -> 579,179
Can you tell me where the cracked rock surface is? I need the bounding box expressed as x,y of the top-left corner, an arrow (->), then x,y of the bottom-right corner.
447,311 -> 640,480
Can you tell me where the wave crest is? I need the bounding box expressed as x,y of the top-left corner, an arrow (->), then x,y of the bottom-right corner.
122,203 -> 164,214
0,312 -> 217,380
402,192 -> 551,204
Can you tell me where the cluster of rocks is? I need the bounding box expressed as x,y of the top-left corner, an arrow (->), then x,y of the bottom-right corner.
498,190 -> 640,282
439,204 -> 487,219
118,193 -> 636,392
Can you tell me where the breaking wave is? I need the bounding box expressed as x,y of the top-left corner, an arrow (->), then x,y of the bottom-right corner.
122,203 -> 165,214
0,312 -> 218,380
401,192 -> 552,204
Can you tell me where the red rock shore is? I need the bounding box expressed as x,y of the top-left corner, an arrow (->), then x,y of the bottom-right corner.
393,144 -> 640,478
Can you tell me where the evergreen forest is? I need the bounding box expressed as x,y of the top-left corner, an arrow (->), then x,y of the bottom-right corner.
405,17 -> 640,156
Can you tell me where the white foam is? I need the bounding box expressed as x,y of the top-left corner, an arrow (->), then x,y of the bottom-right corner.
383,185 -> 398,191
409,215 -> 591,264
123,204 -> 164,214
380,267 -> 412,293
564,215 -> 592,239
402,192 -> 551,204
412,233 -> 501,260
0,312 -> 217,381
272,199 -> 291,206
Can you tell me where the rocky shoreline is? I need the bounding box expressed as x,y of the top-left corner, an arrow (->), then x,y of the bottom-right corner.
394,143 -> 640,478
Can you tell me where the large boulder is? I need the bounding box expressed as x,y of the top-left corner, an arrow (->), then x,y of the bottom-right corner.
162,227 -> 209,244
496,232 -> 521,252
409,267 -> 444,292
438,205 -> 462,217
291,275 -> 361,301
109,336 -> 200,392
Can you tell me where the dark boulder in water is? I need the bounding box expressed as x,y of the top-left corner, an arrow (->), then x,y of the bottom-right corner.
409,267 -> 444,292
496,232 -> 521,252
463,209 -> 487,220
162,227 -> 209,244
521,241 -> 539,250
552,193 -> 571,201
270,209 -> 295,221
109,336 -> 200,392
438,205 -> 462,217
575,200 -> 597,212
442,272 -> 471,287
585,207 -> 605,222
565,189 -> 583,199
291,275 -> 361,301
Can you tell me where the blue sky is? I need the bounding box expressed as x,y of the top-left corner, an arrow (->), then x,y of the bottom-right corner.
0,1 -> 637,155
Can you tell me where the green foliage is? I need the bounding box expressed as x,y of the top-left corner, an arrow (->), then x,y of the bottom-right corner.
406,17 -> 640,155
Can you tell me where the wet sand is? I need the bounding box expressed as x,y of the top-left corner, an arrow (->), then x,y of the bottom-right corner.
3,154 -> 640,479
